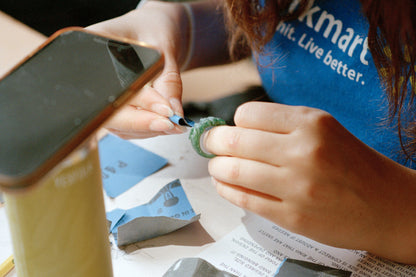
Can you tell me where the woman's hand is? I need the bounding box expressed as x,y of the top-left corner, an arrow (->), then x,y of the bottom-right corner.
204,101 -> 416,263
87,1 -> 191,139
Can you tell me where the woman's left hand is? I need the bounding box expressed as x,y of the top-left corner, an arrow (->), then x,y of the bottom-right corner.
204,101 -> 416,263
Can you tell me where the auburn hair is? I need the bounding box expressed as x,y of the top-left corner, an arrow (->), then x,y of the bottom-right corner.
223,0 -> 416,162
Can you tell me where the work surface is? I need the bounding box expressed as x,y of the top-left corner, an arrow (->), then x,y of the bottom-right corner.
1,11 -> 416,277
2,133 -> 416,277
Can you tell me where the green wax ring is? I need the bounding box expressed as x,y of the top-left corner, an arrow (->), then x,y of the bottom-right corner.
189,117 -> 227,158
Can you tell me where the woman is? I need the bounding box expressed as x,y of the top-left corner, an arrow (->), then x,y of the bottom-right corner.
89,0 -> 416,263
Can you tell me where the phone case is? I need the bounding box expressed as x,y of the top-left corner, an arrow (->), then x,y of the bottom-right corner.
0,27 -> 164,189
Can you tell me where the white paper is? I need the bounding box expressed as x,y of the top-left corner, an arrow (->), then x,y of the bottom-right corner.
198,213 -> 416,277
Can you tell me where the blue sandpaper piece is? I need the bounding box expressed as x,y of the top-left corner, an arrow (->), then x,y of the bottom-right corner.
107,208 -> 126,232
169,115 -> 195,127
107,179 -> 200,246
98,134 -> 168,198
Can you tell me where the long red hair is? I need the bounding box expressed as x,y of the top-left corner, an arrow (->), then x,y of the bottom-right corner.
223,0 -> 416,161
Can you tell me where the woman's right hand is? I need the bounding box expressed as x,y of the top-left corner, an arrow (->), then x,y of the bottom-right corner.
87,1 -> 192,139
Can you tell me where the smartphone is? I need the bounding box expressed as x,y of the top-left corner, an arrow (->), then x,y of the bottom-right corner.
0,27 -> 164,189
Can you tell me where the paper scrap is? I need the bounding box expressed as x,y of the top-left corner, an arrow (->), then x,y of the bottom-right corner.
107,179 -> 200,246
275,258 -> 352,276
98,134 -> 168,198
163,258 -> 238,277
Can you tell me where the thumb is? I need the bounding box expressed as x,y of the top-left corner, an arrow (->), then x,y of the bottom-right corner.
152,56 -> 184,117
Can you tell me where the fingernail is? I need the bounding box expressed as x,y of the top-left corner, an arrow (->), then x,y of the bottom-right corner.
149,118 -> 174,131
164,125 -> 187,135
151,103 -> 174,117
211,177 -> 218,188
178,125 -> 188,132
169,98 -> 183,117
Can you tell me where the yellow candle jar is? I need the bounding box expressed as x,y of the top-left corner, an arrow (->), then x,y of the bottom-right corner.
4,139 -> 112,277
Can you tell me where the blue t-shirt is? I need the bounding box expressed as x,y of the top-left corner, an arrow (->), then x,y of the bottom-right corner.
257,0 -> 414,168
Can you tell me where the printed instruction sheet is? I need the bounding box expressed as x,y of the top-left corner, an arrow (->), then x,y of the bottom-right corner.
198,213 -> 416,277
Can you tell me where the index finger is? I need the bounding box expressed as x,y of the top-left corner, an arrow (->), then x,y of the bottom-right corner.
129,85 -> 174,117
234,102 -> 314,134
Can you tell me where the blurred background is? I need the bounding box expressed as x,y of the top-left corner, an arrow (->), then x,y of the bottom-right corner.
0,0 -> 141,36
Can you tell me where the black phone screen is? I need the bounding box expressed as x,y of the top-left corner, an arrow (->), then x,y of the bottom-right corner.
0,29 -> 162,183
